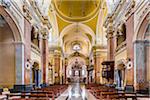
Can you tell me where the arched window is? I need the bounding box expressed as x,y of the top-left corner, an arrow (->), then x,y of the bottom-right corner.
72,43 -> 81,51
69,70 -> 72,76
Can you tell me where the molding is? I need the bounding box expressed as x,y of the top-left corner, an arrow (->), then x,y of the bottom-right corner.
115,41 -> 127,56
31,43 -> 41,55
52,0 -> 101,23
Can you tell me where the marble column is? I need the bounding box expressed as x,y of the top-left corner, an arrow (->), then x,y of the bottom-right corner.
86,57 -> 89,84
54,50 -> 61,84
134,40 -> 146,91
64,58 -> 68,84
42,34 -> 49,84
93,48 -> 97,83
107,32 -> 114,61
93,48 -> 101,84
15,42 -> 25,85
126,14 -> 134,90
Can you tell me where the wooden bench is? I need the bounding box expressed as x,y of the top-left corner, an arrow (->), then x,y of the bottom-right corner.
7,84 -> 68,100
7,92 -> 55,100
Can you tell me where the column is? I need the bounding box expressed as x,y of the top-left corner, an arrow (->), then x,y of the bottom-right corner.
107,32 -> 114,61
126,14 -> 134,91
93,47 -> 97,83
93,47 -> 101,84
38,33 -> 43,85
41,33 -> 49,84
134,40 -> 146,91
54,50 -> 61,84
86,57 -> 89,84
15,42 -> 25,85
64,58 -> 68,84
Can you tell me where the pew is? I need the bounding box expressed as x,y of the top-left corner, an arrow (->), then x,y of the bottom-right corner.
7,92 -> 54,100
7,84 -> 68,100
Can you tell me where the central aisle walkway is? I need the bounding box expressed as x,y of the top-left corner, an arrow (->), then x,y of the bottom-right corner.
56,83 -> 97,100
68,83 -> 84,100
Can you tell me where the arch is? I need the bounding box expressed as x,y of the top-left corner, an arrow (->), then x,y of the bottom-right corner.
133,12 -> 150,91
133,12 -> 150,41
66,56 -> 86,77
0,6 -> 24,88
63,31 -> 91,44
0,6 -> 23,42
105,0 -> 113,14
96,4 -> 107,46
59,23 -> 96,46
68,52 -> 87,60
0,12 -> 16,88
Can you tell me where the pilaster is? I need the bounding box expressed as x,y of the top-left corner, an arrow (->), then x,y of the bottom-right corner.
15,42 -> 25,85
93,46 -> 106,84
41,31 -> 49,84
134,40 -> 147,91
54,48 -> 61,84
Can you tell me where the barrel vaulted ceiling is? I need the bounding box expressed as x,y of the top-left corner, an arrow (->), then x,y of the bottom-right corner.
48,0 -> 108,57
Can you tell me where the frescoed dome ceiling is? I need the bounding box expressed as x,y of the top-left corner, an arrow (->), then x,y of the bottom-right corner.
53,0 -> 101,22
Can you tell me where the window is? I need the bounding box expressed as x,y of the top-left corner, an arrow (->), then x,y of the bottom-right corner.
69,70 -> 72,76
82,69 -> 85,76
72,43 -> 81,51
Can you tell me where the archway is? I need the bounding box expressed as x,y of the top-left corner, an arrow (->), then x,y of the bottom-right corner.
32,62 -> 40,87
0,15 -> 15,88
115,60 -> 126,90
145,25 -> 150,89
134,13 -> 150,92
0,6 -> 23,88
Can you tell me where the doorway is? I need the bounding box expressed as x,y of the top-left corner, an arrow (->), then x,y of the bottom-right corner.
32,62 -> 40,87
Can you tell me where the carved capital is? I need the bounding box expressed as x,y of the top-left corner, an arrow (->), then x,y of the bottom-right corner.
42,33 -> 49,40
106,33 -> 114,39
54,49 -> 61,57
40,27 -> 49,40
106,26 -> 114,39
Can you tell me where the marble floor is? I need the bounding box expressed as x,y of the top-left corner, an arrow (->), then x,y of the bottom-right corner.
56,84 -> 150,100
56,83 -> 96,100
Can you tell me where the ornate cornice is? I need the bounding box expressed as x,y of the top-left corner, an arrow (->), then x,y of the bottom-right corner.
125,1 -> 135,19
23,3 -> 32,21
104,0 -> 135,30
30,1 -> 51,29
103,15 -> 113,28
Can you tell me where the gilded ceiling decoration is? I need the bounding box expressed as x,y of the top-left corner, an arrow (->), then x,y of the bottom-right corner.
53,0 -> 101,22
49,0 -> 108,57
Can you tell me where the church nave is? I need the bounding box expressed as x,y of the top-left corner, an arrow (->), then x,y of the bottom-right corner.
0,0 -> 150,100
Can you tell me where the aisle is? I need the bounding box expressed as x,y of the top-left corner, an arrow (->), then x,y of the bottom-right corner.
67,83 -> 84,100
56,83 -> 97,100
